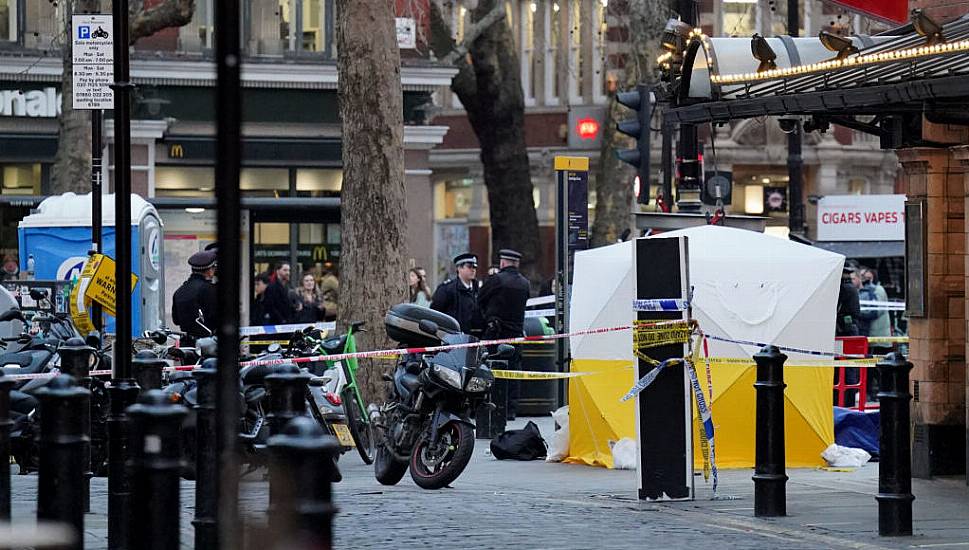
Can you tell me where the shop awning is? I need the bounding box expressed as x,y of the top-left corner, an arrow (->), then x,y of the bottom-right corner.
667,15 -> 969,126
812,240 -> 904,258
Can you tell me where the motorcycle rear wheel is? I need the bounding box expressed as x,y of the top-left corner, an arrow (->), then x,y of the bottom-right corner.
374,444 -> 407,486
409,421 -> 474,490
342,388 -> 375,465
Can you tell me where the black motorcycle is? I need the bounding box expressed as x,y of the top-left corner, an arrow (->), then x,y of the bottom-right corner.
373,304 -> 508,490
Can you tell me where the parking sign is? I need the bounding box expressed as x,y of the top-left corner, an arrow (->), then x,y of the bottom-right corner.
71,14 -> 114,110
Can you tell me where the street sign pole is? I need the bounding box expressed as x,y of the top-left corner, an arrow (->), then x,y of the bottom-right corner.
553,156 -> 590,408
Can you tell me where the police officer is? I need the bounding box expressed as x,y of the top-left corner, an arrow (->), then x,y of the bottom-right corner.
171,250 -> 218,343
478,249 -> 530,419
431,253 -> 483,335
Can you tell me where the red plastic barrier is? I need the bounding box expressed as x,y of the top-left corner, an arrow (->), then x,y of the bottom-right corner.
834,336 -> 876,411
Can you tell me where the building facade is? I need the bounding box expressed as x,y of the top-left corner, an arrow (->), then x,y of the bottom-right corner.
0,0 -> 454,320
427,0 -> 898,284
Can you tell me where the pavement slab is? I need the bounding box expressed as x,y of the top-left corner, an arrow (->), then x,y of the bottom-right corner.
6,416 -> 968,549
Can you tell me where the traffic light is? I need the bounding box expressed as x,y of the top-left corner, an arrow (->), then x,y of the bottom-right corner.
616,84 -> 653,204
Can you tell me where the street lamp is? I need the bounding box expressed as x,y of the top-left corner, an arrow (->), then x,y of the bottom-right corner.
912,9 -> 944,46
819,31 -> 859,61
661,18 -> 692,54
751,34 -> 777,73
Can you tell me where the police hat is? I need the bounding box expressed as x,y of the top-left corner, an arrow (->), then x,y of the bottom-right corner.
188,251 -> 217,272
498,249 -> 522,261
453,253 -> 478,268
203,242 -> 218,252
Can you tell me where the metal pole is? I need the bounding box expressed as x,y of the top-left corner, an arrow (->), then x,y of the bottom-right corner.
215,0 -> 243,546
36,376 -> 89,550
787,0 -> 805,235
0,373 -> 14,521
555,167 -> 566,409
876,352 -> 914,536
661,119 -> 673,211
91,108 -> 103,332
265,365 -> 310,436
676,0 -> 701,212
108,3 -> 140,548
753,345 -> 788,517
193,365 -> 219,550
127,391 -> 187,550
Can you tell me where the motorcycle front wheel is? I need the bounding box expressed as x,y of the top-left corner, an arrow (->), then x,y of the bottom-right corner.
409,421 -> 474,490
374,444 -> 408,486
342,388 -> 375,465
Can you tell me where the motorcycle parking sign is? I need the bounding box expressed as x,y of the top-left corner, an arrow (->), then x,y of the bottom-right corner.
71,14 -> 114,110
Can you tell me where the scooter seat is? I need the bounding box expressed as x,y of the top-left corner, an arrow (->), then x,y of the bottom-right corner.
0,352 -> 34,371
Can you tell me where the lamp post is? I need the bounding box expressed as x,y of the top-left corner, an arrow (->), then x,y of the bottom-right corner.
787,0 -> 805,235
676,0 -> 701,212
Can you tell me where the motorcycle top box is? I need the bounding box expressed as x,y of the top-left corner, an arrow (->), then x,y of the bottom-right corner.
384,303 -> 460,347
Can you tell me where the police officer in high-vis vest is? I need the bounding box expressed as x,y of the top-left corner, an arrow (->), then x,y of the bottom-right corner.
478,249 -> 530,419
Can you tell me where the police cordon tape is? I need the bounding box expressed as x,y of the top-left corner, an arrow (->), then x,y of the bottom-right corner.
239,321 -> 336,336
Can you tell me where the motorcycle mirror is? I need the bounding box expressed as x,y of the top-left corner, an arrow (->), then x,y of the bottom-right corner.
29,289 -> 49,301
493,344 -> 516,359
267,343 -> 282,354
152,331 -> 168,345
418,319 -> 439,336
0,308 -> 25,323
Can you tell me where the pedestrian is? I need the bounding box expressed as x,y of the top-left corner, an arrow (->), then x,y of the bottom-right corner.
171,250 -> 218,343
319,267 -> 339,321
861,267 -> 891,401
263,262 -> 295,325
250,272 -> 275,325
478,249 -> 531,420
408,267 -> 432,307
431,253 -> 484,335
294,272 -> 326,323
836,267 -> 862,337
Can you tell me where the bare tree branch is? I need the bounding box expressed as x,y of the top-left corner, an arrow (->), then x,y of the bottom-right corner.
441,2 -> 505,66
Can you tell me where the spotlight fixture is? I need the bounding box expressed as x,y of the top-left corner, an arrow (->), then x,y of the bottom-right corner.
912,9 -> 944,46
661,18 -> 692,54
819,31 -> 859,60
751,33 -> 777,72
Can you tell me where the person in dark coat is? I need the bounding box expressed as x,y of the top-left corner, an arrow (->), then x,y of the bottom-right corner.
478,249 -> 531,419
171,250 -> 219,342
837,267 -> 862,337
263,262 -> 295,325
431,253 -> 483,335
250,272 -> 275,325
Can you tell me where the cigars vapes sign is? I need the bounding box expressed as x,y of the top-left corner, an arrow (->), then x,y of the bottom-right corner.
816,194 -> 906,242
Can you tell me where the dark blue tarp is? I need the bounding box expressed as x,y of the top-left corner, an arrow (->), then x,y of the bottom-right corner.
834,407 -> 880,457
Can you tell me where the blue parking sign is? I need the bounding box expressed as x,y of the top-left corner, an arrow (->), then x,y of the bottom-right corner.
78,26 -> 90,39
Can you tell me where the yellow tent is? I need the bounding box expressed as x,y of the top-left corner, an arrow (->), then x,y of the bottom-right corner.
565,227 -> 838,469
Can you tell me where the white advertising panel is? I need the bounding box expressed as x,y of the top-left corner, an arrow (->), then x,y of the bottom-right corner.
817,194 -> 905,241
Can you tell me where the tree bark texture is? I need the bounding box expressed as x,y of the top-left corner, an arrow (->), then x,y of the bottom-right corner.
429,1 -> 540,282
590,0 -> 667,247
50,0 -> 195,195
336,0 -> 409,405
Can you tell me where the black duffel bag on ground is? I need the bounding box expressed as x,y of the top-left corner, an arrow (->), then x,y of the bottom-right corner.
490,421 -> 547,460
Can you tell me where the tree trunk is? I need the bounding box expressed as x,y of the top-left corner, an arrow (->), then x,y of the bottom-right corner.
590,0 -> 668,247
50,0 -> 195,195
429,1 -> 541,284
336,0 -> 409,405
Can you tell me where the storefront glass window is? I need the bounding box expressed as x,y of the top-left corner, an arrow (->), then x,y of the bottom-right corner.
1,164 -> 42,195
0,0 -> 16,42
296,168 -> 341,197
241,168 -> 289,197
155,166 -> 215,198
301,0 -> 326,53
435,179 -> 473,220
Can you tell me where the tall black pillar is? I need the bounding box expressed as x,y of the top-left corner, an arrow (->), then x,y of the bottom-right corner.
192,365 -> 219,549
215,0 -> 244,546
753,345 -> 788,517
0,373 -> 14,520
675,0 -> 701,212
876,353 -> 914,536
786,0 -> 805,235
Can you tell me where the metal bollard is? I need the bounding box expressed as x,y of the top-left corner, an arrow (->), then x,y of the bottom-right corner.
752,345 -> 788,517
57,337 -> 95,513
192,363 -> 218,550
107,378 -> 140,550
132,350 -> 166,391
265,364 -> 310,436
0,372 -> 14,521
36,375 -> 89,550
268,416 -> 339,550
876,352 -> 915,536
127,390 -> 188,550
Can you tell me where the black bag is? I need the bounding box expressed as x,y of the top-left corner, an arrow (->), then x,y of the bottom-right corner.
489,421 -> 547,460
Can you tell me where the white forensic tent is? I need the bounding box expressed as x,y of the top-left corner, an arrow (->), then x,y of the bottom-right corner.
566,225 -> 842,468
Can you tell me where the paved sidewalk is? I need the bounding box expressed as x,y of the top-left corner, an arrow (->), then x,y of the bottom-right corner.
7,416 -> 969,549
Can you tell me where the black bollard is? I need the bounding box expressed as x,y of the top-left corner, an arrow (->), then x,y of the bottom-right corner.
192,363 -> 218,549
752,345 -> 788,517
107,378 -> 140,550
265,364 -> 310,436
127,390 -> 188,550
36,375 -> 89,550
0,372 -> 14,520
132,350 -> 166,391
268,416 -> 339,549
876,352 -> 915,536
57,337 -> 95,513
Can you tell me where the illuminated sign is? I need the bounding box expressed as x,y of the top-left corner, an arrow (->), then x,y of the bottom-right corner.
169,144 -> 184,158
575,117 -> 600,140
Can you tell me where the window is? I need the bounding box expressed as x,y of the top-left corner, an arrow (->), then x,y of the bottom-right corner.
434,179 -> 473,220
721,0 -> 758,37
301,0 -> 328,53
545,1 -> 561,105
155,166 -> 215,198
568,0 -> 582,103
1,164 -> 41,195
521,2 -> 537,105
296,168 -> 342,197
592,0 -> 608,103
0,0 -> 16,43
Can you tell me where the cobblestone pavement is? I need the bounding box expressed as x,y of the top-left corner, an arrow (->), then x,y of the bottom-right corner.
8,417 -> 969,549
